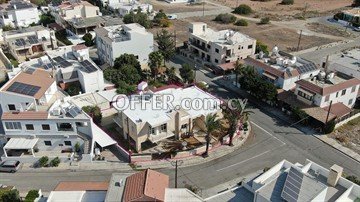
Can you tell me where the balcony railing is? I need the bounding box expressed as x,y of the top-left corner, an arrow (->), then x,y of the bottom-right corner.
190,42 -> 208,52
148,131 -> 175,143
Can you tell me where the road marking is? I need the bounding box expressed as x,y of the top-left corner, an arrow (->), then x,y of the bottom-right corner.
251,121 -> 286,146
216,150 -> 271,172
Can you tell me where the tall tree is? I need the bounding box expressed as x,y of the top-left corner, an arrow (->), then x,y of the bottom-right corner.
202,114 -> 221,157
113,53 -> 141,72
156,29 -> 175,63
234,60 -> 243,84
179,64 -> 195,84
148,51 -> 164,80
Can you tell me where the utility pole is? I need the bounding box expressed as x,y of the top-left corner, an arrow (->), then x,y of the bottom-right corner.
171,160 -> 183,188
202,0 -> 205,17
297,30 -> 303,52
325,100 -> 333,126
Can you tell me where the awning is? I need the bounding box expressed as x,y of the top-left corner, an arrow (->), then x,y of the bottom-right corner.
263,72 -> 277,80
4,138 -> 39,150
91,122 -> 117,147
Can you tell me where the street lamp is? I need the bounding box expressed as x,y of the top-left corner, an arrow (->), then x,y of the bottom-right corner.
170,160 -> 184,188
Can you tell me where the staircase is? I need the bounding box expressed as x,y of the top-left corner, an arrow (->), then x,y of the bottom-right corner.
77,132 -> 91,154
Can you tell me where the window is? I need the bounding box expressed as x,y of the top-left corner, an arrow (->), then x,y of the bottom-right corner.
160,124 -> 167,132
64,141 -> 72,146
207,44 -> 211,49
149,126 -> 155,135
325,95 -> 330,102
215,59 -> 219,63
5,122 -> 22,130
57,123 -> 73,131
248,45 -> 253,49
348,99 -> 353,105
202,25 -> 206,32
215,48 -> 219,53
44,141 -> 52,146
341,89 -> 346,96
42,124 -> 50,130
25,124 -> 34,130
8,104 -> 16,111
351,86 -> 356,93
297,91 -> 313,101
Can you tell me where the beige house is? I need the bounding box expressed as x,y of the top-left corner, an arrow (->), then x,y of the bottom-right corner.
183,22 -> 256,67
113,85 -> 222,152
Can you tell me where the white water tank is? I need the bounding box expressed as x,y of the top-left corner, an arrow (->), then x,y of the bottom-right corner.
318,71 -> 326,80
52,107 -> 61,116
276,57 -> 284,65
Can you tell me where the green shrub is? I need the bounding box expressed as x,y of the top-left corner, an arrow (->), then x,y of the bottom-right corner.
38,156 -> 49,167
24,190 -> 39,202
281,0 -> 294,5
82,33 -> 94,47
233,4 -> 253,15
82,106 -> 102,125
66,83 -> 81,96
259,17 -> 270,24
74,142 -> 81,153
50,157 -> 61,167
214,13 -> 237,24
255,41 -> 269,54
324,120 -> 336,134
1,189 -> 20,202
346,175 -> 360,185
234,19 -> 248,26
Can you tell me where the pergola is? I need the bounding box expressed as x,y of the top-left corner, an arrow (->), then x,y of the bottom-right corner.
3,138 -> 39,157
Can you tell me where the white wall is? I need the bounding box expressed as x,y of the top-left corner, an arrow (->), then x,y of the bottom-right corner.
317,84 -> 359,108
1,8 -> 40,27
77,69 -> 104,93
0,92 -> 35,112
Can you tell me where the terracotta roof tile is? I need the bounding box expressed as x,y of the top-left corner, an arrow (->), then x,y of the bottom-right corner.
54,181 -> 109,191
123,169 -> 169,202
322,103 -> 352,118
1,111 -> 49,120
296,78 -> 360,96
1,69 -> 54,99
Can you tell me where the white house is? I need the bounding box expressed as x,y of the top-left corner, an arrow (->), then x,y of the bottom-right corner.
101,0 -> 153,17
0,68 -> 116,162
0,0 -> 40,28
19,44 -> 105,93
249,159 -> 360,202
94,23 -> 153,67
327,48 -> 360,80
113,85 -> 222,152
184,22 -> 256,67
3,25 -> 57,60
244,46 -> 320,91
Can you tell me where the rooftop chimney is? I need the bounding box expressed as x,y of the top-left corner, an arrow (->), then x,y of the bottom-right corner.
327,164 -> 343,187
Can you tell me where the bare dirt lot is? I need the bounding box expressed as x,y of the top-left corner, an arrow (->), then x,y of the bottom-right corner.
149,16 -> 337,51
329,117 -> 360,154
306,22 -> 356,38
145,0 -> 217,13
209,0 -> 353,20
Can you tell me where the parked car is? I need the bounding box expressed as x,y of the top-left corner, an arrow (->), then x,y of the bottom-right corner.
167,14 -> 177,20
354,27 -> 360,32
0,160 -> 21,173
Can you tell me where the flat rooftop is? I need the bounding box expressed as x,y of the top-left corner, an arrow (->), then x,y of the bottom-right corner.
328,48 -> 360,78
193,26 -> 254,45
67,16 -> 123,28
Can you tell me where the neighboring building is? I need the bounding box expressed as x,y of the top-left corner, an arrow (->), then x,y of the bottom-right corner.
47,181 -> 109,202
248,159 -> 360,202
3,25 -> 57,60
327,48 -> 360,80
244,46 -> 320,91
0,68 -> 116,162
102,0 -> 153,17
279,71 -> 360,124
184,22 -> 256,67
165,0 -> 189,4
122,169 -> 169,202
0,0 -> 40,27
19,44 -> 105,93
113,84 -> 222,152
95,23 -> 153,67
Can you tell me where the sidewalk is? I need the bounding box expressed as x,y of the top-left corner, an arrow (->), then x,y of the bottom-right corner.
215,76 -> 360,163
133,124 -> 252,169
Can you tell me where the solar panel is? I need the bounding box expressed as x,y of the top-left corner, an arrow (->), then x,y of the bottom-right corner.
53,56 -> 72,68
79,60 -> 97,73
28,35 -> 39,44
67,106 -> 81,118
43,63 -> 54,70
25,68 -> 36,74
15,38 -> 26,47
281,167 -> 304,202
6,82 -> 41,96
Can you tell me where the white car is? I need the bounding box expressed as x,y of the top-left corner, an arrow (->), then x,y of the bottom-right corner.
354,27 -> 360,32
0,160 -> 21,173
167,15 -> 177,20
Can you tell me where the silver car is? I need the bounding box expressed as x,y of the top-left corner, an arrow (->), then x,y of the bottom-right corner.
0,160 -> 21,173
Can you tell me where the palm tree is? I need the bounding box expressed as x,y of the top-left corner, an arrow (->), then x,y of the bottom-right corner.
202,114 -> 221,157
225,100 -> 253,146
148,51 -> 164,80
234,60 -> 243,85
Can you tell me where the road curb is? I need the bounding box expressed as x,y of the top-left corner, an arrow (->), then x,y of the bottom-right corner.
216,79 -> 360,164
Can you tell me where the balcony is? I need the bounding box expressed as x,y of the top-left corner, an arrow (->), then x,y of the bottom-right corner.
190,41 -> 208,52
148,131 -> 175,143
